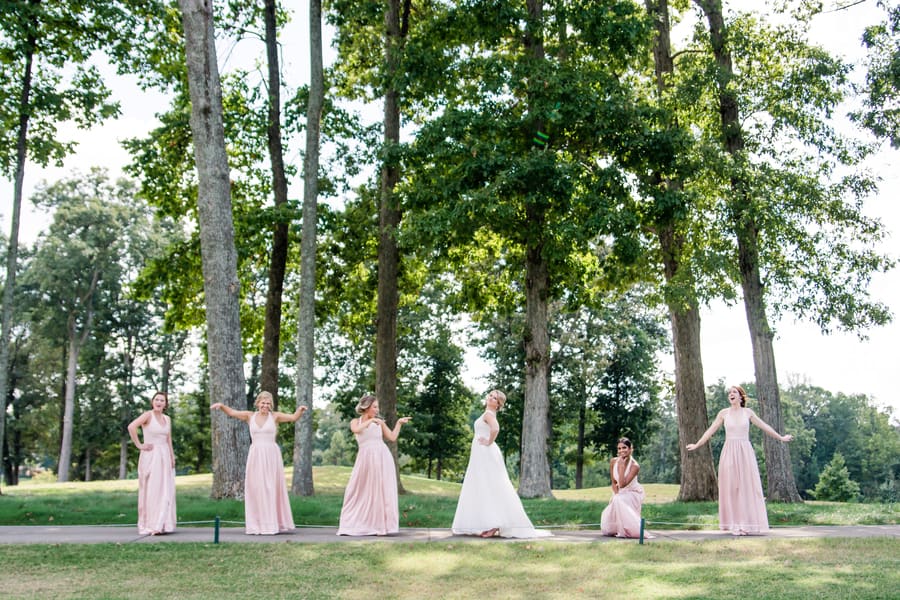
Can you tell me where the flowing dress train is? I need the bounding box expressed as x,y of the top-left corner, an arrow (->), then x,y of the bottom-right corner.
337,422 -> 399,536
244,412 -> 295,535
451,414 -> 552,539
137,415 -> 176,535
718,408 -> 769,534
600,457 -> 646,538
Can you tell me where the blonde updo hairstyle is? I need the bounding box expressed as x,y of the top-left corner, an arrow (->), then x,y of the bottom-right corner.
355,394 -> 377,415
486,389 -> 507,410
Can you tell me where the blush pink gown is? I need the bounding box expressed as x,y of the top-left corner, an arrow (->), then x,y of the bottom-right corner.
244,412 -> 294,535
718,408 -> 769,534
337,421 -> 399,536
600,457 -> 645,538
136,415 -> 176,535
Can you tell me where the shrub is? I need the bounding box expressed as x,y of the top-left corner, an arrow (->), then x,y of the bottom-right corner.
810,452 -> 860,502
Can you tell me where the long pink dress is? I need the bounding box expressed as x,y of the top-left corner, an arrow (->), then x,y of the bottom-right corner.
600,457 -> 645,538
451,414 -> 551,538
337,421 -> 399,536
718,408 -> 769,534
136,415 -> 176,535
244,412 -> 294,535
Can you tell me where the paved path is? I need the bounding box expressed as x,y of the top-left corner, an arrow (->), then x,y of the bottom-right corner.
0,524 -> 897,545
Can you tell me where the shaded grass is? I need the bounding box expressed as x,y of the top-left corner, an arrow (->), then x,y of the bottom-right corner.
1,538 -> 898,599
1,466 -> 897,529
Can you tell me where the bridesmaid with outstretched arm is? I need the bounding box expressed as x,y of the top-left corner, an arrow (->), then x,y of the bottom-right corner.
687,385 -> 793,535
337,394 -> 411,536
211,391 -> 307,535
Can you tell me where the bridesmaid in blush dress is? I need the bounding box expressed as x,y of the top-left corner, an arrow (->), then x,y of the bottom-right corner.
128,391 -> 176,535
211,391 -> 308,535
687,385 -> 794,535
337,395 -> 411,536
451,390 -> 551,539
600,437 -> 650,539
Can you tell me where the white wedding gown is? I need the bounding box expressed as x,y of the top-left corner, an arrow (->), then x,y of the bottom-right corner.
451,413 -> 552,538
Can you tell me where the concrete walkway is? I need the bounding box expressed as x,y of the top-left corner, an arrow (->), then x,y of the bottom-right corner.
1,524 -> 897,545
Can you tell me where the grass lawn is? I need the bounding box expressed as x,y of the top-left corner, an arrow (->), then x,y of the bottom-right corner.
1,468 -> 898,599
1,538 -> 898,599
1,466 -> 896,529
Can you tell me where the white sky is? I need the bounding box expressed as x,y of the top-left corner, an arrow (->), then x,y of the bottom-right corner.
3,1 -> 898,416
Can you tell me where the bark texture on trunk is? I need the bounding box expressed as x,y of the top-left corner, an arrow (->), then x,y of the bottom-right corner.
57,333 -> 80,482
260,0 -> 290,409
57,271 -> 98,483
575,397 -> 586,489
695,0 -> 800,502
292,0 -> 324,497
667,286 -> 718,500
179,0 -> 250,499
738,224 -> 801,501
519,239 -> 553,498
644,0 -> 718,500
515,0 -> 553,500
375,0 -> 410,493
0,15 -> 35,492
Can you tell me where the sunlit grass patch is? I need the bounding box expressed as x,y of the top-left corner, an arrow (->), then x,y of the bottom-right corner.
0,536 -> 897,599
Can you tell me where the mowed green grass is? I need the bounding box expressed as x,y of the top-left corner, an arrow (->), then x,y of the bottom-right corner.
1,466 -> 896,529
1,538 -> 898,599
2,468 -> 898,599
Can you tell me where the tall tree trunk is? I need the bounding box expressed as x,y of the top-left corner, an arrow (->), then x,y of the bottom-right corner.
194,390 -> 208,473
376,0 -> 410,494
260,0 -> 290,409
246,354 -> 260,409
292,0 -> 323,497
575,392 -> 585,489
0,14 -> 35,494
5,412 -> 22,485
667,284 -> 718,499
695,0 -> 800,502
11,426 -> 20,485
119,436 -> 129,480
518,0 -> 553,499
57,272 -> 98,482
161,350 -> 172,394
178,0 -> 250,499
57,324 -> 82,482
119,333 -> 136,480
3,362 -> 21,486
646,0 -> 718,500
57,344 -> 66,462
520,237 -> 553,497
739,225 -> 800,500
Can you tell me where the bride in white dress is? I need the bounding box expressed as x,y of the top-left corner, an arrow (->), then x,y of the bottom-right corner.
451,390 -> 552,539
